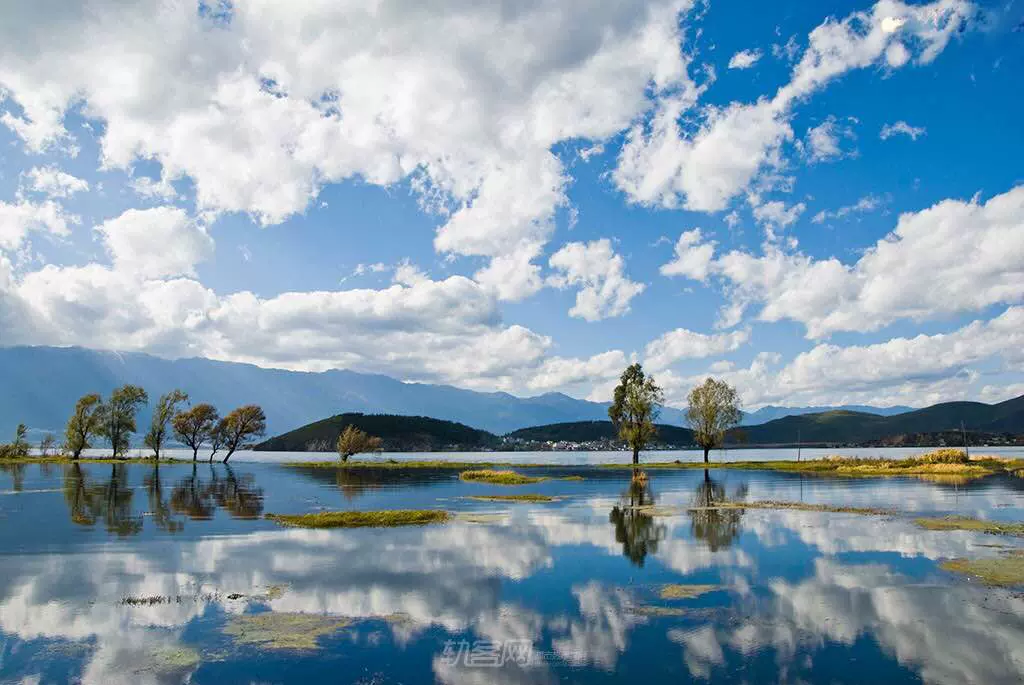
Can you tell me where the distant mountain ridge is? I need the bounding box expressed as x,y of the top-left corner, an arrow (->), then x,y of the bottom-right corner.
1,346 -> 1013,445
740,404 -> 914,425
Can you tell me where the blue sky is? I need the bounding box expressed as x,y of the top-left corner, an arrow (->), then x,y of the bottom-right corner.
0,0 -> 1022,408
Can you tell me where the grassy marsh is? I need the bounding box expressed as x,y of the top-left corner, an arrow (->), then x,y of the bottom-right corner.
468,494 -> 556,503
914,516 -> 1024,536
223,612 -> 350,650
659,584 -> 719,599
266,509 -> 450,528
941,551 -> 1024,586
459,469 -> 546,485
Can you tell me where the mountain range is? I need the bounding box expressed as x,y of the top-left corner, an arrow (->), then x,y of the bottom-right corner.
0,345 -> 1005,442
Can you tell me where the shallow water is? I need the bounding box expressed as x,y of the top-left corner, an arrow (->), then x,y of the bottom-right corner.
1,461 -> 1022,684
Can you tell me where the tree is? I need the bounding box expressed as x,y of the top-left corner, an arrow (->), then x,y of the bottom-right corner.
608,363 -> 664,465
64,393 -> 105,460
98,385 -> 149,458
145,390 -> 189,460
208,421 -> 226,463
217,405 -> 266,463
686,378 -> 742,464
0,424 -> 30,459
172,403 -> 219,461
39,433 -> 56,457
336,425 -> 383,462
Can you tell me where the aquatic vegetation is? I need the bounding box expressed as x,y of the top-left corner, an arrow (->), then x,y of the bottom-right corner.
659,584 -> 719,600
559,475 -> 586,481
459,469 -> 545,485
454,512 -> 509,524
468,494 -> 556,502
914,516 -> 1024,536
146,646 -> 201,672
627,605 -> 688,616
266,509 -> 450,528
941,551 -> 1024,586
223,612 -> 350,650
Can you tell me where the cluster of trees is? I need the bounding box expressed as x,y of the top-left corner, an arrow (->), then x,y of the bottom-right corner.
0,385 -> 267,463
608,363 -> 742,464
336,425 -> 383,462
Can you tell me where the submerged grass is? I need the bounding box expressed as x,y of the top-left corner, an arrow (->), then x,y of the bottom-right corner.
223,612 -> 350,650
459,469 -> 546,485
659,584 -> 719,600
266,509 -> 450,529
914,516 -> 1024,537
468,494 -> 556,503
941,551 -> 1024,586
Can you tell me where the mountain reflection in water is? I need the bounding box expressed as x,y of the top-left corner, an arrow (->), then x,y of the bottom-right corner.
0,461 -> 1021,684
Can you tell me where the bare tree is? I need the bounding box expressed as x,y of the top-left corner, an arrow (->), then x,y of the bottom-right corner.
39,433 -> 56,457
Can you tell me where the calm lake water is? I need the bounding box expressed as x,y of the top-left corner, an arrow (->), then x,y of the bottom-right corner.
1,460 -> 1022,684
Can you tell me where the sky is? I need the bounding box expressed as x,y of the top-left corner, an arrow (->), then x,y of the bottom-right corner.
0,0 -> 1022,410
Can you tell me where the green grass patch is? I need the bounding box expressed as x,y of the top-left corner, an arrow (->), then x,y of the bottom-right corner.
459,469 -> 546,485
941,551 -> 1024,586
659,584 -> 719,600
223,612 -> 351,650
266,509 -> 450,528
914,516 -> 1024,536
468,494 -> 555,503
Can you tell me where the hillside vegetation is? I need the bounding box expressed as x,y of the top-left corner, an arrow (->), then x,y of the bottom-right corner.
255,413 -> 499,452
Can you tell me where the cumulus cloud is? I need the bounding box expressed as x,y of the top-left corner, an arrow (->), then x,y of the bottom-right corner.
663,185 -> 1024,338
549,239 -> 646,321
0,0 -> 700,292
660,229 -> 716,281
614,0 -> 973,212
95,207 -> 214,279
728,49 -> 762,70
644,328 -> 750,370
0,199 -> 76,250
22,166 -> 89,198
799,116 -> 856,163
880,120 -> 926,140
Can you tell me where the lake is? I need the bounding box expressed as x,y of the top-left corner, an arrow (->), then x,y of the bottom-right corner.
1,459 -> 1022,684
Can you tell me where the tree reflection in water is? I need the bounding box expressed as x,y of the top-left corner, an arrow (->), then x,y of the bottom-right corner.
689,469 -> 747,551
609,469 -> 666,567
60,462 -> 263,534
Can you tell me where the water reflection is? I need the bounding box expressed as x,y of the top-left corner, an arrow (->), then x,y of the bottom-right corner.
608,470 -> 665,567
689,469 -> 747,551
57,462 -> 264,533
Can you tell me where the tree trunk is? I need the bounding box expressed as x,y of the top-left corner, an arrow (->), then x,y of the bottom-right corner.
703,447 -> 709,464
222,448 -> 234,464
192,446 -> 199,461
632,445 -> 639,465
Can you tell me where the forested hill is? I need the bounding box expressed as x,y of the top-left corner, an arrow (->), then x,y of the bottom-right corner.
739,395 -> 1024,444
507,421 -> 694,445
255,413 -> 500,452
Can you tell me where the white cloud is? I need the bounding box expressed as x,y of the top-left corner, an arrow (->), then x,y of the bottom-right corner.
660,228 -> 716,281
549,239 -> 646,321
667,306 -> 1024,407
95,207 -> 214,279
728,49 -> 762,70
880,120 -> 926,140
666,185 -> 1024,338
527,351 -> 630,393
800,116 -> 856,163
0,0 -> 699,288
812,194 -> 885,223
23,166 -> 89,198
614,0 -> 973,213
644,328 -> 750,370
0,199 -> 76,251
751,200 -> 806,230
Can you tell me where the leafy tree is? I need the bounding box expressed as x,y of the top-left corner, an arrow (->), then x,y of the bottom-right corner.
0,424 -> 31,459
39,433 -> 56,457
217,405 -> 266,463
336,425 -> 383,462
144,390 -> 189,460
686,378 -> 742,464
98,385 -> 148,458
172,403 -> 219,461
608,363 -> 664,465
65,393 -> 105,460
